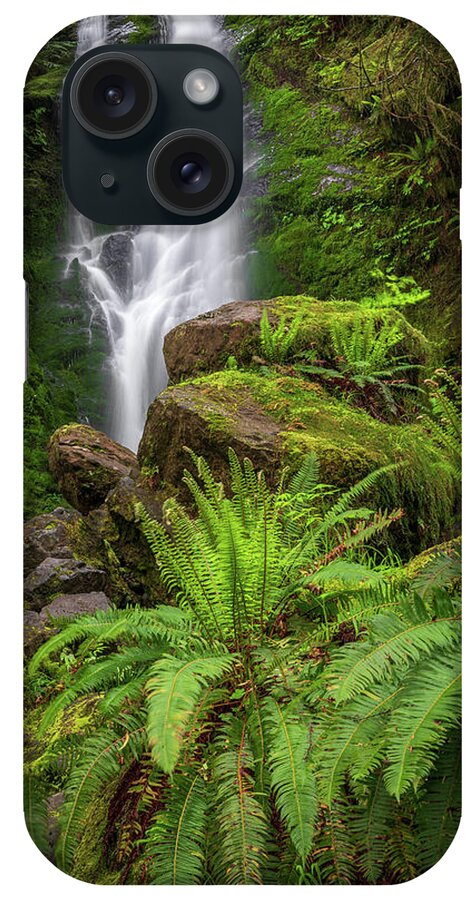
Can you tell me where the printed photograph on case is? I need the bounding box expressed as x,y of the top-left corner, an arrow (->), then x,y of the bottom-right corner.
24,15 -> 461,884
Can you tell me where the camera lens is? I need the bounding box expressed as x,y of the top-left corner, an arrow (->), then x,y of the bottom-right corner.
104,86 -> 124,106
147,130 -> 234,216
180,162 -> 202,185
70,52 -> 157,139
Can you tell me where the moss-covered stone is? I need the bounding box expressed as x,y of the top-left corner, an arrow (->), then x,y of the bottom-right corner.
403,536 -> 461,581
97,476 -> 169,606
48,423 -> 138,514
164,295 -> 430,383
139,369 -> 459,555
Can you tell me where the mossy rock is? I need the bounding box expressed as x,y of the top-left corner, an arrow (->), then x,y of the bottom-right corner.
163,295 -> 429,382
138,369 -> 459,556
97,476 -> 169,606
48,423 -> 138,514
403,536 -> 461,581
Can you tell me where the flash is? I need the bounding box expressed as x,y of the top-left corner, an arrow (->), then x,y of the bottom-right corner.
183,68 -> 219,105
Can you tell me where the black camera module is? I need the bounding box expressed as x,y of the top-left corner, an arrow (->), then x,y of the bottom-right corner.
63,44 -> 243,223
70,51 -> 158,139
147,129 -> 234,216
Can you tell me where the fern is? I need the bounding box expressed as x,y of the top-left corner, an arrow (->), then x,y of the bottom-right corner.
25,448 -> 460,883
260,309 -> 303,363
420,369 -> 461,473
265,701 -> 317,862
24,776 -> 50,858
55,722 -> 146,872
350,773 -> 395,883
327,612 -> 460,704
384,655 -> 461,798
295,312 -> 421,419
146,651 -> 235,773
146,769 -> 208,884
212,716 -> 269,883
415,732 -> 461,872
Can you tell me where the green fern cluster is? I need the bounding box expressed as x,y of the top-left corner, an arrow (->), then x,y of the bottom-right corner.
420,369 -> 461,474
25,452 -> 460,884
308,547 -> 461,882
260,308 -> 303,363
295,313 -> 421,419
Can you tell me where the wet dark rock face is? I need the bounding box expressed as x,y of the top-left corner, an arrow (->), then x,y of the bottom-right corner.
98,231 -> 134,298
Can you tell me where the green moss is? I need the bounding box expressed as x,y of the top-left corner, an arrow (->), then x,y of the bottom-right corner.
25,695 -> 100,776
69,780 -> 122,884
273,295 -> 430,364
228,15 -> 460,363
177,369 -> 459,555
24,69 -> 65,100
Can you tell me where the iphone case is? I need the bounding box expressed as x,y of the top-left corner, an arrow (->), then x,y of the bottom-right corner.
24,14 -> 461,884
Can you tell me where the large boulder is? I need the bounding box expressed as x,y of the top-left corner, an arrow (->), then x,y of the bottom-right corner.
24,593 -> 110,656
39,591 -> 110,621
48,424 -> 138,514
164,299 -> 274,382
138,369 -> 459,555
163,296 -> 429,382
138,381 -> 282,489
23,502 -> 127,612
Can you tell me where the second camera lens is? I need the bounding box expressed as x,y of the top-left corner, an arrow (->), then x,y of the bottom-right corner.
147,129 -> 235,216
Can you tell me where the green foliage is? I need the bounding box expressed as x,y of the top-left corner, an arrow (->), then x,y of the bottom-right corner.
311,548 -> 461,878
265,700 -> 317,861
260,309 -> 302,362
420,369 -> 461,474
145,770 -> 209,884
25,13 -> 462,885
137,448 -> 400,645
361,264 -> 431,310
295,312 -> 422,421
229,14 -> 460,360
24,776 -> 50,858
27,451 -> 406,882
146,651 -> 235,772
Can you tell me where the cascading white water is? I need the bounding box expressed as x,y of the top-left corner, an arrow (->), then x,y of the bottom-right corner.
66,15 -> 250,451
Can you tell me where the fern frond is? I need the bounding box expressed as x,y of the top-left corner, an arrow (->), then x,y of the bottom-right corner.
146,651 -> 235,773
213,716 -> 269,883
349,773 -> 395,883
39,643 -> 162,736
24,776 -> 50,858
384,800 -> 420,883
265,701 -> 317,862
55,722 -> 146,872
384,656 -> 461,799
312,798 -> 358,884
28,606 -> 189,675
146,769 -> 208,884
415,731 -> 461,872
411,548 -> 461,599
328,612 -> 460,704
315,683 -> 402,805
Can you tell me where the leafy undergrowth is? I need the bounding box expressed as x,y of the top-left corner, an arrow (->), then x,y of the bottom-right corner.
25,451 -> 461,883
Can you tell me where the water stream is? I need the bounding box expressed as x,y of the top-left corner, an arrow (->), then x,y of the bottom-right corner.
65,15 -> 250,450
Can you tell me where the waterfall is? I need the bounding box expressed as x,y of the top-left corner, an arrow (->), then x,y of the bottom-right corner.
65,15 -> 250,451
